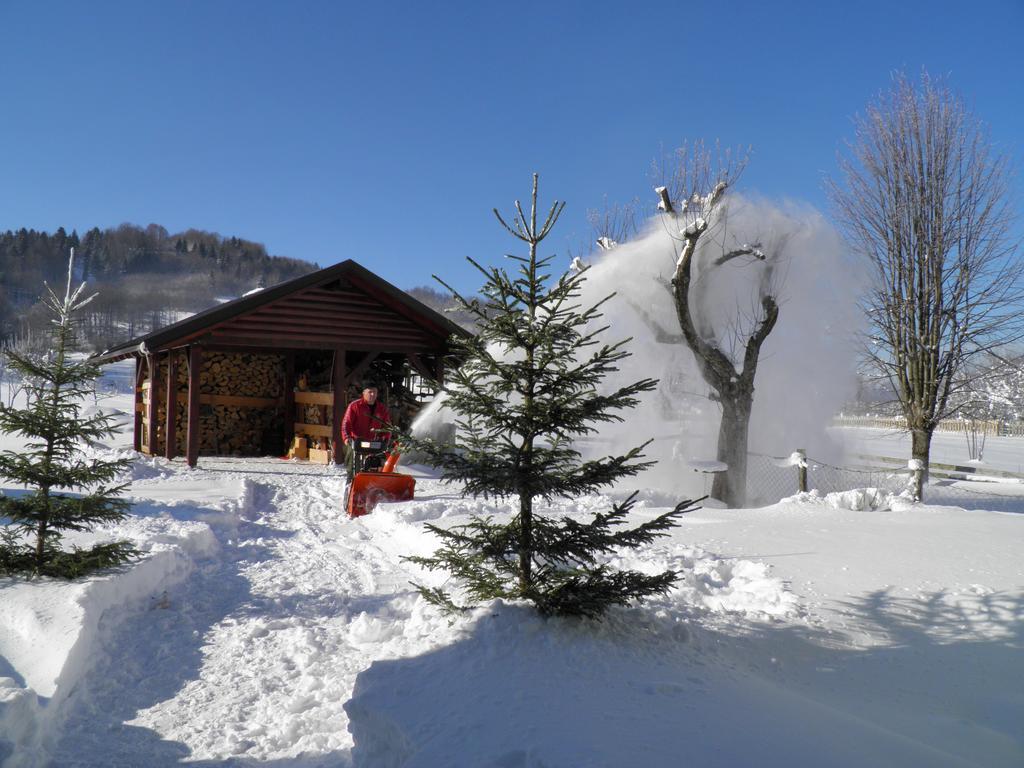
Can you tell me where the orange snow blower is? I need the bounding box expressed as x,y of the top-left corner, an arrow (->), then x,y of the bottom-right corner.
346,439 -> 415,518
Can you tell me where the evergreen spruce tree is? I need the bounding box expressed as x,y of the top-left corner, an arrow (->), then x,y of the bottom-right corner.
406,175 -> 700,619
0,250 -> 137,578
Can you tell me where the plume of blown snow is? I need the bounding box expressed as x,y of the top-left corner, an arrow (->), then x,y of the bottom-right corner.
576,195 -> 865,498
412,195 -> 865,501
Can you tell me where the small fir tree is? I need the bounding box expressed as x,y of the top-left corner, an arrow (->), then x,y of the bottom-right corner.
0,250 -> 136,578
406,175 -> 700,619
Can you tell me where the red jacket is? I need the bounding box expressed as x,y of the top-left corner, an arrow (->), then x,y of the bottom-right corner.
341,398 -> 392,443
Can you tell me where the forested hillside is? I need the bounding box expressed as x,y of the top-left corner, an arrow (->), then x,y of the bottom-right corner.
0,224 -> 316,352
0,225 -> 476,355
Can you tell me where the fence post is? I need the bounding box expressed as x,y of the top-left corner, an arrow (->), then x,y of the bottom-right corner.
796,449 -> 808,493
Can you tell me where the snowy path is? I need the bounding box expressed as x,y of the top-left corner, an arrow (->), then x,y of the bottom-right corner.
48,459 -> 428,766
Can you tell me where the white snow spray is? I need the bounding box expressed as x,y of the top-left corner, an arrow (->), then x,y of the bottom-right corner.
575,195 -> 866,498
413,195 -> 866,500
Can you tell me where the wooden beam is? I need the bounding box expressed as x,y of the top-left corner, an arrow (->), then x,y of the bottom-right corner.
133,357 -> 143,452
174,393 -> 282,408
406,352 -> 434,382
165,350 -> 178,460
229,317 -> 421,335
146,355 -> 159,455
331,349 -> 346,465
294,391 -> 335,406
434,355 -> 445,385
295,423 -> 333,438
248,306 -> 401,323
186,345 -> 203,468
206,333 -> 436,352
346,351 -> 379,389
200,344 -> 318,355
225,319 -> 382,333
212,323 -> 430,343
345,271 -> 452,339
293,288 -> 382,306
283,352 -> 295,453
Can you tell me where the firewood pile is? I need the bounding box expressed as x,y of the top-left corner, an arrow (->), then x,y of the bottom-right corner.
151,351 -> 285,456
198,353 -> 284,397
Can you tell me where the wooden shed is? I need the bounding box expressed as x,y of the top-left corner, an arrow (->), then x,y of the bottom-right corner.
94,260 -> 469,467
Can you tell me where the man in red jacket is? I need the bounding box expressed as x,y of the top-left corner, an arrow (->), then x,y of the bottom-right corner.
341,385 -> 392,479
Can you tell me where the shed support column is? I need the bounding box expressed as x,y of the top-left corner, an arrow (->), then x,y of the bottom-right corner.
283,352 -> 295,453
331,349 -> 347,465
165,350 -> 178,460
186,345 -> 203,468
146,355 -> 160,455
133,357 -> 143,452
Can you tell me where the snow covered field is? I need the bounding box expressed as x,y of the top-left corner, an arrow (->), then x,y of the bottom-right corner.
0,398 -> 1022,766
833,426 -> 1024,476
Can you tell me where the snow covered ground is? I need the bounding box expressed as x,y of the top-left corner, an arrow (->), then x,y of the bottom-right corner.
833,426 -> 1024,476
0,398 -> 1022,766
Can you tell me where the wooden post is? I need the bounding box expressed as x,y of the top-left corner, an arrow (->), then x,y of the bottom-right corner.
433,355 -> 445,386
186,345 -> 203,468
146,354 -> 160,455
165,350 -> 178,460
331,349 -> 347,465
796,448 -> 807,493
133,357 -> 143,452
283,352 -> 296,453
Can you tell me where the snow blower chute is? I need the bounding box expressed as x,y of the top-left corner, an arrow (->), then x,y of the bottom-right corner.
346,439 -> 415,518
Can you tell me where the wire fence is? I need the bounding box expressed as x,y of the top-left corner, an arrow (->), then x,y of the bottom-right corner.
744,451 -> 1024,514
835,415 -> 1024,438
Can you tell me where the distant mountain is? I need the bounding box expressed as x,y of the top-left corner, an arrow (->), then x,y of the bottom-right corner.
405,285 -> 478,331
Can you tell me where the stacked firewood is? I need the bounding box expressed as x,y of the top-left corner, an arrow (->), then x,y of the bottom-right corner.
151,351 -> 285,456
200,353 -> 283,397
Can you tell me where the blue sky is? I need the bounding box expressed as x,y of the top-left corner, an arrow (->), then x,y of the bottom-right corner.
1,0 -> 1022,294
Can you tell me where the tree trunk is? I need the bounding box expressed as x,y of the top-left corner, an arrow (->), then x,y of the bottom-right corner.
35,518 -> 47,571
910,426 -> 932,501
711,393 -> 752,507
519,493 -> 533,592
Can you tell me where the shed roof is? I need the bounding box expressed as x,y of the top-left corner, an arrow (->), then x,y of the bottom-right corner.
94,259 -> 470,363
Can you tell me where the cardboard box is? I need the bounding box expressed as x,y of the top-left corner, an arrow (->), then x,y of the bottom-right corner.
308,447 -> 331,464
288,436 -> 308,460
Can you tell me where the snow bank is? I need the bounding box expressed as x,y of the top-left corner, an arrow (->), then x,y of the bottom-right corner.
0,519 -> 216,698
783,487 -> 918,512
347,504 -> 803,767
345,599 -> 987,768
0,527 -> 216,764
361,493 -> 798,621
0,468 -> 251,767
0,516 -> 218,766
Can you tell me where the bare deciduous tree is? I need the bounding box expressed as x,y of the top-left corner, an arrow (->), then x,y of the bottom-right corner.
827,72 -> 1021,500
949,353 -> 1024,461
649,142 -> 782,507
587,197 -> 641,252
